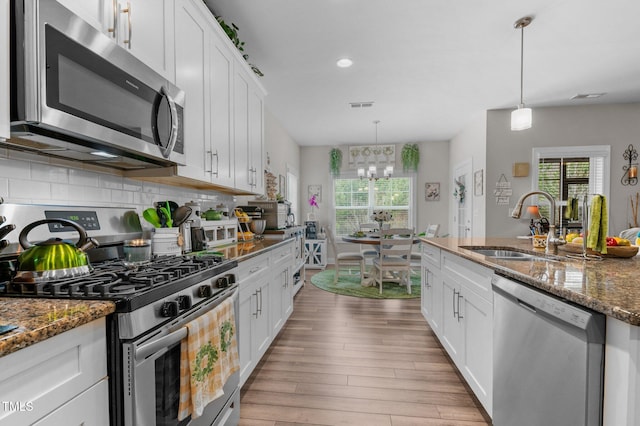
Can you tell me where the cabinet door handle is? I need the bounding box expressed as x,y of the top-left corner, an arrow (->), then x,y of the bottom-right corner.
213,150 -> 219,177
108,0 -> 118,37
424,268 -> 431,288
121,1 -> 132,48
252,291 -> 258,318
257,288 -> 263,315
207,150 -> 219,176
452,289 -> 458,318
457,293 -> 464,322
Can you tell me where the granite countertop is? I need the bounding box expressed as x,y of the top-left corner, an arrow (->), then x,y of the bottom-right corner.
0,298 -> 115,357
207,237 -> 291,262
421,237 -> 640,326
0,237 -> 293,358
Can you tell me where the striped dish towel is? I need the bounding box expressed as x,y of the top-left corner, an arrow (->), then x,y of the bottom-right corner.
177,297 -> 239,420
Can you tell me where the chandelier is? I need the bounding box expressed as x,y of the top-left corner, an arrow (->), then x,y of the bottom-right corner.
358,120 -> 393,180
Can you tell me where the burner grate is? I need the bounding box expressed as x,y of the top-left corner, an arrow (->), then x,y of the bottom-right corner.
2,254 -> 227,298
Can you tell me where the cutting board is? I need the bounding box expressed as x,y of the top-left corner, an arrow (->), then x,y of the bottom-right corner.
560,243 -> 639,258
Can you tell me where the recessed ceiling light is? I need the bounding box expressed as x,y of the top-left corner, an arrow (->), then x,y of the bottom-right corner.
336,58 -> 353,68
571,93 -> 606,100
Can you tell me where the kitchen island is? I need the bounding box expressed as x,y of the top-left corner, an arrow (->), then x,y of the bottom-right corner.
421,237 -> 640,426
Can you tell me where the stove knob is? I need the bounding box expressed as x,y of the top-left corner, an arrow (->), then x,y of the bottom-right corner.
177,295 -> 192,310
198,285 -> 212,298
160,301 -> 179,317
216,276 -> 230,288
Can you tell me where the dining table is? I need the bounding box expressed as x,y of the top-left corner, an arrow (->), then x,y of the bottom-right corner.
341,234 -> 421,286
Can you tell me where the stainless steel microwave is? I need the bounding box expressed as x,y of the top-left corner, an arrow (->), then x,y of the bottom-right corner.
9,0 -> 185,169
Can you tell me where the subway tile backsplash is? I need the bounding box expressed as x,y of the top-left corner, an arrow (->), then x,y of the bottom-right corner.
0,149 -> 235,212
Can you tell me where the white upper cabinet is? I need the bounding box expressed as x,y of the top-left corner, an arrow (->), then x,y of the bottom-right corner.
234,66 -> 265,194
174,0 -> 211,183
209,29 -> 236,188
0,0 -> 9,140
173,0 -> 236,189
55,0 -> 175,82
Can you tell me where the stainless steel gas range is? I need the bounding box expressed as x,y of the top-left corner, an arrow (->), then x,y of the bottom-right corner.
0,204 -> 241,426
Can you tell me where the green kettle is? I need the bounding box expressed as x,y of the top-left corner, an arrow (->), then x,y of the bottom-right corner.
15,219 -> 99,282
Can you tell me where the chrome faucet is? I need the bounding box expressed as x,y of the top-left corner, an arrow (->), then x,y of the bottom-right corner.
511,190 -> 566,255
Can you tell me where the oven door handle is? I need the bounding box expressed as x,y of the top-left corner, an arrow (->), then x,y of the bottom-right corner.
135,327 -> 188,361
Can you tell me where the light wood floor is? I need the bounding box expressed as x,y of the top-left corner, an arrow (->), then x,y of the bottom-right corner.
239,268 -> 492,426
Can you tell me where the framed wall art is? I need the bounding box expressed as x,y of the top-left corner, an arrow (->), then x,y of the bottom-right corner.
425,182 -> 440,201
308,184 -> 322,202
474,169 -> 484,196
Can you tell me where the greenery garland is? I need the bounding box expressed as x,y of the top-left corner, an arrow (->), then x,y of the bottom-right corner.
191,342 -> 219,382
220,321 -> 234,352
329,148 -> 343,177
215,15 -> 263,77
453,179 -> 466,204
401,144 -> 420,173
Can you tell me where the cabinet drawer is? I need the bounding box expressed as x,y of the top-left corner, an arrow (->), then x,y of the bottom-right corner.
0,318 -> 107,425
422,243 -> 441,268
271,241 -> 294,268
238,252 -> 270,283
442,252 -> 492,301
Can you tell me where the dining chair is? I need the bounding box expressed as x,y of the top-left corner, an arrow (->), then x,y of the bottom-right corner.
372,228 -> 415,294
326,229 -> 366,285
425,224 -> 440,238
359,222 -> 380,265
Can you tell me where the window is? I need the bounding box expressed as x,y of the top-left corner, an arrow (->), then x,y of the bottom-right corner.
533,145 -> 610,222
334,177 -> 413,236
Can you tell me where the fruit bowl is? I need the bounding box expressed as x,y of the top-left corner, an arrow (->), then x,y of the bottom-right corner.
560,243 -> 639,258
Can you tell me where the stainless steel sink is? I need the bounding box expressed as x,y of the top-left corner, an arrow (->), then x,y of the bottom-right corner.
460,246 -> 558,261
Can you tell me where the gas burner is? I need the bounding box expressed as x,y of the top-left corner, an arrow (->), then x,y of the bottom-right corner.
1,253 -> 230,300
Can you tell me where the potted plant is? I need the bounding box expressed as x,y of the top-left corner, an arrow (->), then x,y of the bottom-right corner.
215,16 -> 264,77
401,143 -> 420,172
329,148 -> 343,177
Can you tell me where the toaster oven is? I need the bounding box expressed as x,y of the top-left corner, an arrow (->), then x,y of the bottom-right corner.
247,201 -> 288,229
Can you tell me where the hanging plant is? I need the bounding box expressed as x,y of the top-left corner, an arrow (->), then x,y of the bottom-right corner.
329,148 -> 343,177
401,143 -> 420,172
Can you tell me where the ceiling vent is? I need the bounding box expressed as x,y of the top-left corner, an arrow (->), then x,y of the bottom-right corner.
349,101 -> 375,108
571,93 -> 605,100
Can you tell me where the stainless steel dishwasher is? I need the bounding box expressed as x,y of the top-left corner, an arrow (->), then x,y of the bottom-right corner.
492,274 -> 605,426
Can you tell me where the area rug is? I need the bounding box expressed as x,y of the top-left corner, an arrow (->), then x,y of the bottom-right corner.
310,268 -> 420,299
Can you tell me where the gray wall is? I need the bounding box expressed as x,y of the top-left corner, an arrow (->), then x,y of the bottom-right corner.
486,103 -> 640,237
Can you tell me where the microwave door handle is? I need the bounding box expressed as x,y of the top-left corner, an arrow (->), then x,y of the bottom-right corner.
158,86 -> 178,159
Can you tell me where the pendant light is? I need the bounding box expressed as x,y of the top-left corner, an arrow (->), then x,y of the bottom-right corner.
511,16 -> 533,131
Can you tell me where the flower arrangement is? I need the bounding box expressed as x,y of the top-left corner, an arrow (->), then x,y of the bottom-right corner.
309,194 -> 319,209
453,179 -> 466,204
371,210 -> 393,225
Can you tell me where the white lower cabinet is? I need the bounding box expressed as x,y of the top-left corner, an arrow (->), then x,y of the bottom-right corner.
421,244 -> 442,337
238,253 -> 272,387
440,252 -> 493,416
421,244 -> 493,417
0,318 -> 109,425
238,241 -> 295,387
304,239 -> 327,269
270,241 -> 294,336
33,379 -> 109,426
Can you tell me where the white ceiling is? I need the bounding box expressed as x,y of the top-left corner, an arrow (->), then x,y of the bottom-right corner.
206,0 -> 640,147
